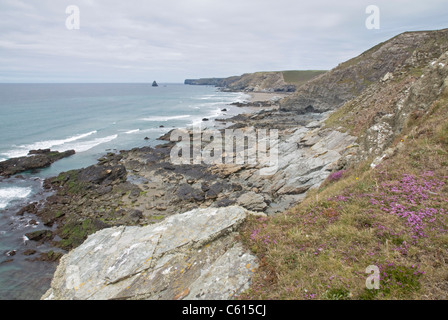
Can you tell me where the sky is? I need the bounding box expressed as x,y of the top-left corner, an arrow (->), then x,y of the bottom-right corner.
0,0 -> 447,83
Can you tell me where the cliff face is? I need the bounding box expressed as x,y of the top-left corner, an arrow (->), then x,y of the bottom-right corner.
185,71 -> 325,93
323,30 -> 448,169
220,72 -> 296,92
280,29 -> 448,114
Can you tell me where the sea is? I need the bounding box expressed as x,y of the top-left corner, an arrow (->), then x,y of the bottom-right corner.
0,83 -> 250,300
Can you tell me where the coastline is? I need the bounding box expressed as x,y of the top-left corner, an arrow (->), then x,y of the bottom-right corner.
38,82 -> 359,300
0,88 -> 275,300
1,86 -> 346,300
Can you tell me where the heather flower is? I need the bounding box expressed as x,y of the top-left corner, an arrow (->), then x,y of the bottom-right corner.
328,170 -> 346,182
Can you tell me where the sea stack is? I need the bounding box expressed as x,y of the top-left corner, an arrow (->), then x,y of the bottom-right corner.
152,81 -> 158,87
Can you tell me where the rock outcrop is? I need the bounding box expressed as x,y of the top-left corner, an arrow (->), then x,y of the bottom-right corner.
280,29 -> 448,114
0,149 -> 75,177
42,206 -> 257,300
323,31 -> 448,169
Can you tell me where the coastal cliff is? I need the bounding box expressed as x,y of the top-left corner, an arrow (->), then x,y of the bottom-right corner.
280,29 -> 448,114
185,70 -> 326,93
40,28 -> 448,300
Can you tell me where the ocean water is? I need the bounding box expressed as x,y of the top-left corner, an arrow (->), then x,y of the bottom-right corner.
0,83 -> 250,299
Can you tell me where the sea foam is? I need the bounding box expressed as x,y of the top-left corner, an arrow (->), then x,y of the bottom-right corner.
61,134 -> 118,153
0,187 -> 32,209
1,131 -> 97,159
140,115 -> 191,122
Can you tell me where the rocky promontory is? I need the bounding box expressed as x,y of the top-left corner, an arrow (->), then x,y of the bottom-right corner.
0,149 -> 75,177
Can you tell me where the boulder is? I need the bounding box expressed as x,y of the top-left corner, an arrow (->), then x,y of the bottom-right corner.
77,164 -> 127,185
237,192 -> 267,212
42,206 -> 258,300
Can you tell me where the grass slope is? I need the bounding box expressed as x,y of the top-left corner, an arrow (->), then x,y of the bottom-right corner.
282,70 -> 327,87
238,88 -> 448,300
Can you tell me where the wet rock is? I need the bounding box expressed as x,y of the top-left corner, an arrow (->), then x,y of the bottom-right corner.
35,251 -> 64,262
16,203 -> 38,216
0,149 -> 75,177
25,230 -> 53,242
23,249 -> 37,256
6,250 -> 16,257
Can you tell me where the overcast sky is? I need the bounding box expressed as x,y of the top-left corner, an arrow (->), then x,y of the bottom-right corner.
0,0 -> 447,83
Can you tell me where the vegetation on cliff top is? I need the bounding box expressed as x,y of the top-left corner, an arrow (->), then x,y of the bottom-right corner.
238,86 -> 448,300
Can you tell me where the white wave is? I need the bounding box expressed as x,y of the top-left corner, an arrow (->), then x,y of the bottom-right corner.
195,94 -> 220,100
233,93 -> 252,103
139,127 -> 172,133
140,115 -> 191,122
0,158 -> 6,162
60,134 -> 118,153
1,131 -> 97,159
124,129 -> 140,134
189,107 -> 227,127
0,187 -> 32,209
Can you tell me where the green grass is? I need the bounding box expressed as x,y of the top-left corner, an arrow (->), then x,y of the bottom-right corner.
58,218 -> 99,250
282,70 -> 327,86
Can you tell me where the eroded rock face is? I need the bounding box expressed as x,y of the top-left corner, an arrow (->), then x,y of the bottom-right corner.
280,29 -> 448,114
42,206 -> 257,300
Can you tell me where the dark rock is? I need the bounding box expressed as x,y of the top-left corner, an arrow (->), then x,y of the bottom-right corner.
205,183 -> 223,200
221,108 -> 228,112
176,184 -> 205,202
215,199 -> 236,208
125,210 -> 143,224
202,118 -> 209,121
152,81 -> 158,87
16,203 -> 38,216
25,230 -> 53,242
23,249 -> 37,256
144,137 -> 150,140
0,149 -> 75,177
28,149 -> 51,155
96,185 -> 113,196
35,251 -> 63,262
162,163 -> 176,171
77,164 -> 127,185
6,250 -> 16,257
201,183 -> 210,192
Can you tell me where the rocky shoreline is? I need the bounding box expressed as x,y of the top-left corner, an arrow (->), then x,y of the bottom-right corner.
0,88 -> 358,299
2,90 -> 358,300
0,149 -> 75,178
4,28 -> 447,300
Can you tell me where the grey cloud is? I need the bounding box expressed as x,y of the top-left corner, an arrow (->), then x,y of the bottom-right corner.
0,0 -> 447,82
